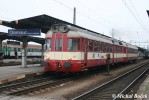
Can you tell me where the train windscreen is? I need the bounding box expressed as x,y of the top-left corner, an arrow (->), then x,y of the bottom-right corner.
44,39 -> 51,51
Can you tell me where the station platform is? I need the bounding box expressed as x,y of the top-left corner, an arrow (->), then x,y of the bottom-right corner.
137,74 -> 149,100
1,58 -> 41,63
0,64 -> 44,84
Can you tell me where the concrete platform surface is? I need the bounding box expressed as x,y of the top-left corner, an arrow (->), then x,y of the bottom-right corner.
1,58 -> 41,63
0,64 -> 44,84
137,75 -> 149,100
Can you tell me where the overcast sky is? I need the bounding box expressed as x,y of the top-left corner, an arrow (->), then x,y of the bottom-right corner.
0,0 -> 149,48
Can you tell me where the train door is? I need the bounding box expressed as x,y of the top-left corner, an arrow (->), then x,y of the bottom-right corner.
82,39 -> 88,68
52,33 -> 67,60
125,47 -> 128,62
123,47 -> 127,62
112,44 -> 114,64
114,45 -> 117,63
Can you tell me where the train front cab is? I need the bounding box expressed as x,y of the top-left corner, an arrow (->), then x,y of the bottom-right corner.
43,33 -> 88,72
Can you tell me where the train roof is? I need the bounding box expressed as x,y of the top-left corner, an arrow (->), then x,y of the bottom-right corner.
126,43 -> 138,49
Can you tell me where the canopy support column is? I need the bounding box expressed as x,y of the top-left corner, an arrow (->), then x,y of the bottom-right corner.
22,37 -> 28,68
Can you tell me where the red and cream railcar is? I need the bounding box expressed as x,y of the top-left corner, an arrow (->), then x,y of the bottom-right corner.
112,41 -> 138,63
126,43 -> 138,61
43,24 -> 138,72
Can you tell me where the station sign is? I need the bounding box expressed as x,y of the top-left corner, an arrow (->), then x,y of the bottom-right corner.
8,29 -> 41,36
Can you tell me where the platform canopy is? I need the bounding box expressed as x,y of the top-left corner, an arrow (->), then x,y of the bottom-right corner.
1,14 -> 74,33
0,32 -> 45,44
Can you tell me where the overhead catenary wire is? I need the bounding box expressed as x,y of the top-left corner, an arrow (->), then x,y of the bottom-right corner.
52,0 -> 73,11
129,0 -> 144,25
121,0 -> 147,33
129,0 -> 149,33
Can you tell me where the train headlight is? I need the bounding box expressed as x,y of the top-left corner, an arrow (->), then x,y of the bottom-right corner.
68,57 -> 71,60
44,56 -> 50,59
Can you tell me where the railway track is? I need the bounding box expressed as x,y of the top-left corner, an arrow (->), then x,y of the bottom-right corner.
0,73 -> 70,96
0,67 -> 102,96
73,63 -> 149,100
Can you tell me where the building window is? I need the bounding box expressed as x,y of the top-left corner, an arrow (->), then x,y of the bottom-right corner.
67,39 -> 80,51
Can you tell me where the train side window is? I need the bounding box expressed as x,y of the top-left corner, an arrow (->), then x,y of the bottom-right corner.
18,48 -> 21,52
34,49 -> 37,52
107,44 -> 109,52
98,42 -> 100,51
105,44 -> 107,52
30,49 -> 32,52
117,46 -> 119,53
110,45 -> 112,53
27,49 -> 30,52
94,41 -> 98,52
40,49 -> 42,52
103,43 -> 106,52
99,42 -> 103,52
67,39 -> 80,51
89,41 -> 93,51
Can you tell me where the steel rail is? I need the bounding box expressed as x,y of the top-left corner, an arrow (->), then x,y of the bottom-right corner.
113,65 -> 149,100
72,63 -> 149,100
0,73 -> 68,94
7,78 -> 70,95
